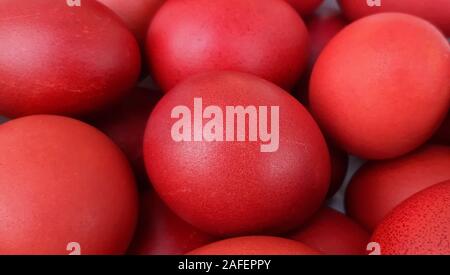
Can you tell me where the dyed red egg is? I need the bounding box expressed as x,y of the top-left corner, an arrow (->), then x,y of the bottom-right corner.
147,0 -> 309,91
371,180 -> 450,255
338,0 -> 450,36
144,71 -> 330,236
346,145 -> 450,230
289,207 -> 369,255
0,115 -> 138,254
310,13 -> 450,159
128,190 -> 215,255
188,236 -> 320,255
0,0 -> 141,117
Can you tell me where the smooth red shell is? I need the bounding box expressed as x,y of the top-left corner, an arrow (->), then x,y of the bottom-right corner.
371,180 -> 450,255
147,0 -> 309,92
346,145 -> 450,231
338,0 -> 450,36
0,0 -> 141,117
127,190 -> 215,255
289,207 -> 369,255
97,0 -> 164,45
285,0 -> 324,16
187,236 -> 320,255
0,115 -> 138,254
310,13 -> 450,160
87,87 -> 161,180
144,71 -> 330,236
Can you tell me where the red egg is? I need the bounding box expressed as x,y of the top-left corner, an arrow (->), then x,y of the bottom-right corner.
147,0 -> 309,92
371,180 -> 450,255
128,189 -> 215,255
87,87 -> 161,180
310,13 -> 450,159
289,207 -> 369,255
188,236 -> 320,255
96,0 -> 164,46
338,0 -> 450,36
285,0 -> 324,16
346,145 -> 450,231
0,0 -> 141,118
431,112 -> 450,146
0,115 -> 138,254
144,71 -> 330,236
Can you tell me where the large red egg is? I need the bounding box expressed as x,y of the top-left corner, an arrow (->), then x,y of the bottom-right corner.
144,71 -> 330,236
289,207 -> 369,255
147,0 -> 309,92
0,0 -> 141,118
128,190 -> 215,255
188,236 -> 320,255
310,13 -> 450,160
285,0 -> 324,16
0,115 -> 138,254
87,87 -> 161,180
371,180 -> 450,255
338,0 -> 450,36
346,145 -> 450,231
96,0 -> 164,45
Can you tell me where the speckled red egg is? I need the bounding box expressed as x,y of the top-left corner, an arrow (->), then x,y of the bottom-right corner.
144,71 -> 330,236
346,145 -> 450,231
285,0 -> 324,16
147,0 -> 309,92
371,180 -> 450,255
127,189 -> 215,255
0,0 -> 141,118
289,207 -> 369,255
187,236 -> 320,255
310,13 -> 450,159
338,0 -> 450,36
0,115 -> 138,254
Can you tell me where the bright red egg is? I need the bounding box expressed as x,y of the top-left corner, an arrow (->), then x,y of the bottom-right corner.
371,180 -> 450,255
310,13 -> 450,159
147,0 -> 309,92
0,115 -> 138,254
144,71 -> 330,236
0,0 -> 141,117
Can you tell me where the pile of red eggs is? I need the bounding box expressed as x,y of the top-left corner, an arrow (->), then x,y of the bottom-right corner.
0,0 -> 448,255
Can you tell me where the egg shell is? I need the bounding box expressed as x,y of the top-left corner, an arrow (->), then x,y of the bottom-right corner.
144,71 -> 330,236
147,0 -> 309,92
310,13 -> 450,159
371,180 -> 450,255
187,236 -> 320,255
346,145 -> 450,231
289,207 -> 369,255
0,115 -> 138,254
0,0 -> 141,117
338,0 -> 450,36
127,189 -> 215,255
